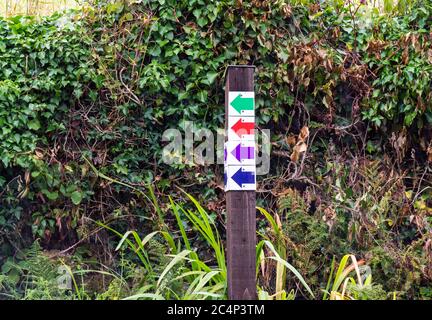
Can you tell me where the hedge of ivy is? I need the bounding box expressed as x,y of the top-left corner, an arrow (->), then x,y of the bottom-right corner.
0,0 -> 431,256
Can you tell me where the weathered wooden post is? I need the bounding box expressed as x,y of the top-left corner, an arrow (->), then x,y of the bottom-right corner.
224,65 -> 256,300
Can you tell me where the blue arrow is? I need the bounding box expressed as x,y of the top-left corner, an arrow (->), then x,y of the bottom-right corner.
231,167 -> 255,188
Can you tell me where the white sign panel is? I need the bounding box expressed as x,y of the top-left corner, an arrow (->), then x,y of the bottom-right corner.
225,141 -> 255,166
228,91 -> 255,117
224,165 -> 256,191
227,116 -> 255,141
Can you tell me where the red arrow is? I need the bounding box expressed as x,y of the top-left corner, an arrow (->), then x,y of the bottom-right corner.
231,118 -> 254,137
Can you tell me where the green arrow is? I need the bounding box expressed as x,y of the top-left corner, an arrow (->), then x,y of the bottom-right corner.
230,94 -> 254,114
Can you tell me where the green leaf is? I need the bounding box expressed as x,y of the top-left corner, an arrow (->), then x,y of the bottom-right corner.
203,71 -> 218,85
42,190 -> 59,201
71,191 -> 83,205
197,17 -> 208,28
107,2 -> 124,14
28,119 -> 41,130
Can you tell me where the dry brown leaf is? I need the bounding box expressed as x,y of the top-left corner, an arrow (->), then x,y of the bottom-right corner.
427,145 -> 432,163
424,239 -> 432,256
25,170 -> 30,185
333,26 -> 340,38
35,150 -> 44,160
402,46 -> 409,65
390,130 -> 407,163
275,213 -> 282,231
290,150 -> 300,163
290,127 -> 309,162
296,142 -> 308,153
245,38 -> 255,48
56,216 -> 62,232
303,54 -> 313,65
323,206 -> 337,231
299,126 -> 309,142
428,49 -> 432,64
290,142 -> 307,162
282,4 -> 292,18
18,187 -> 29,199
286,135 -> 297,146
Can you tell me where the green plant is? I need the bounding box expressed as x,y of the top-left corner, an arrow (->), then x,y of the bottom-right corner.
2,0 -> 430,252
98,191 -> 226,300
0,242 -> 80,299
323,254 -> 388,300
256,238 -> 315,299
0,11 -> 96,254
257,206 -> 315,299
1,0 -> 431,301
98,190 -> 316,300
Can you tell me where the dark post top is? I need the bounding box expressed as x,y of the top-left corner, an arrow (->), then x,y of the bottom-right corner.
224,65 -> 256,139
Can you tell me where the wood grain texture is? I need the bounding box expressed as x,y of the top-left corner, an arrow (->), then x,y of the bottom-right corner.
225,65 -> 257,300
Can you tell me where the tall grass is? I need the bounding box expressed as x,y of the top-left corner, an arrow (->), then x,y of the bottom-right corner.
98,189 -> 315,300
2,189 -> 387,300
1,0 -> 78,17
323,254 -> 389,300
98,191 -> 227,300
256,207 -> 314,300
70,160 -> 385,300
71,161 -> 387,300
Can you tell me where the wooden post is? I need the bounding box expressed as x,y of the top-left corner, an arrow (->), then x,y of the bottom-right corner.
225,66 -> 256,300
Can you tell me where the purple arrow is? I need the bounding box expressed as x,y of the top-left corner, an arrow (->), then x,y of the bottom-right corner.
231,144 -> 254,162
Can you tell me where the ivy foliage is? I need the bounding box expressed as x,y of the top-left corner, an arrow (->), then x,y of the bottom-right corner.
0,13 -> 94,167
0,0 -> 431,277
361,5 -> 432,128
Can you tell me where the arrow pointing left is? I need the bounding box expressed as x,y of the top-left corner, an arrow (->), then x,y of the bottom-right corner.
231,118 -> 254,137
230,94 -> 254,114
231,167 -> 255,188
231,143 -> 254,162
